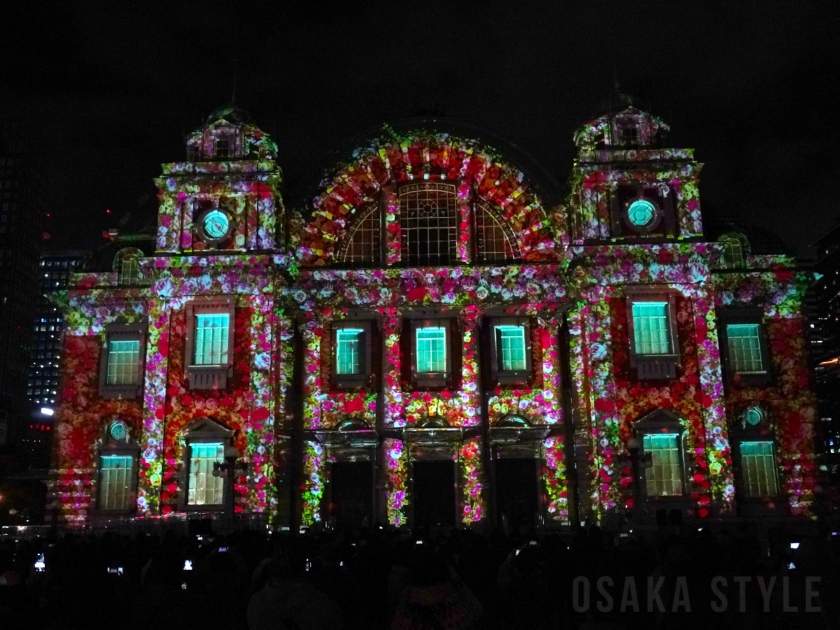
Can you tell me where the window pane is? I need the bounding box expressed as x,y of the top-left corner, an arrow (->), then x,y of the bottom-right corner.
496,325 -> 527,371
643,433 -> 683,497
399,183 -> 458,266
726,324 -> 765,373
416,327 -> 447,373
107,339 -> 141,385
188,443 -> 225,505
336,329 -> 363,375
632,302 -> 671,355
740,441 -> 778,497
194,314 -> 229,365
100,455 -> 133,511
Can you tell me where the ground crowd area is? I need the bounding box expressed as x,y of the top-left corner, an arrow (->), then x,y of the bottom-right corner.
1,522 -> 838,630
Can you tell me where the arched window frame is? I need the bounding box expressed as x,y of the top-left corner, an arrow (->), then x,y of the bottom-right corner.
337,203 -> 382,267
474,200 -> 521,263
113,248 -> 143,285
719,232 -> 749,269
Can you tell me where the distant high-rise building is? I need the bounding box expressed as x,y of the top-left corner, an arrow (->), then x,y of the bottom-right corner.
22,251 -> 86,468
0,119 -> 45,453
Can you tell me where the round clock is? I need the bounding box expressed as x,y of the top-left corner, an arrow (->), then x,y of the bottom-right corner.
202,209 -> 231,241
109,420 -> 127,441
626,199 -> 658,229
744,406 -> 764,427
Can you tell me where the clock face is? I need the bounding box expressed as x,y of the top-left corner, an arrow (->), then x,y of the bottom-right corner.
744,406 -> 764,427
202,209 -> 230,240
109,420 -> 127,441
626,199 -> 657,228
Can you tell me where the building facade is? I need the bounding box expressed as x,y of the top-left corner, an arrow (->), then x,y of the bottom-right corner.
48,103 -> 818,529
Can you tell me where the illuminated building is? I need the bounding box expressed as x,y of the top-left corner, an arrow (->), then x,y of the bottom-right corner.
48,102 -> 817,529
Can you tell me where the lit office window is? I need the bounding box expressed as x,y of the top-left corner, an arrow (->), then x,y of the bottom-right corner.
632,302 -> 671,355
336,329 -> 363,375
106,340 -> 141,385
194,314 -> 230,365
416,327 -> 447,373
726,324 -> 765,373
740,441 -> 778,498
643,433 -> 683,497
187,443 -> 225,505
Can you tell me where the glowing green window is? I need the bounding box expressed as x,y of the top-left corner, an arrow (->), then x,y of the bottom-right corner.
740,441 -> 778,497
496,325 -> 527,371
99,454 -> 133,511
336,329 -> 363,375
194,314 -> 229,365
632,302 -> 671,355
627,199 -> 657,228
188,443 -> 225,505
726,324 -> 765,373
643,433 -> 683,497
416,327 -> 447,374
106,339 -> 141,385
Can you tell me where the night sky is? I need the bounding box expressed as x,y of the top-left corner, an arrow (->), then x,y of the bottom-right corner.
2,2 -> 837,256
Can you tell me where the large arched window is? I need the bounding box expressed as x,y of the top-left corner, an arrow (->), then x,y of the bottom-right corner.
338,204 -> 381,267
399,182 -> 458,266
113,248 -> 142,285
475,201 -> 521,263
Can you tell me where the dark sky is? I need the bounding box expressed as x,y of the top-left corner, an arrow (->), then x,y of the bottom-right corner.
2,2 -> 837,256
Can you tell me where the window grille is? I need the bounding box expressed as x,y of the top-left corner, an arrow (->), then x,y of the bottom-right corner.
107,339 -> 140,385
721,237 -> 745,268
188,443 -> 225,505
399,183 -> 458,266
416,327 -> 447,373
740,441 -> 778,497
643,433 -> 683,497
632,302 -> 671,355
215,137 -> 229,158
99,454 -> 132,511
336,329 -> 363,375
726,324 -> 765,373
194,314 -> 230,365
475,202 -> 520,263
339,205 -> 380,267
496,325 -> 527,371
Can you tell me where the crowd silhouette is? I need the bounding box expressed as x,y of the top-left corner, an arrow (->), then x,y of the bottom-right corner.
1,521 -> 838,629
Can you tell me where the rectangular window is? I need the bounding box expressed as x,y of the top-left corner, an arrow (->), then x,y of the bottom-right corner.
416,327 -> 447,373
99,454 -> 133,511
726,324 -> 765,373
632,302 -> 672,355
740,441 -> 778,497
194,314 -> 230,365
106,339 -> 141,385
215,137 -> 229,158
188,443 -> 225,505
336,329 -> 363,375
643,433 -> 683,497
496,325 -> 527,372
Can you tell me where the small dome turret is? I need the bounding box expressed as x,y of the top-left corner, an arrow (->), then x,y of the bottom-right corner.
186,103 -> 278,161
574,95 -> 670,151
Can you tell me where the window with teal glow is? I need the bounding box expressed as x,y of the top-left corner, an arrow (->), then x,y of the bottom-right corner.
336,329 -> 363,375
203,210 -> 230,239
496,325 -> 527,371
194,314 -> 229,365
106,339 -> 141,385
740,441 -> 778,497
416,327 -> 447,373
632,302 -> 671,355
188,443 -> 225,505
643,433 -> 683,497
726,324 -> 765,373
99,454 -> 133,511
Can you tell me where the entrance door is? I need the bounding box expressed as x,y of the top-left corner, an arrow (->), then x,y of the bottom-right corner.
331,461 -> 373,530
413,460 -> 456,527
495,458 -> 538,529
